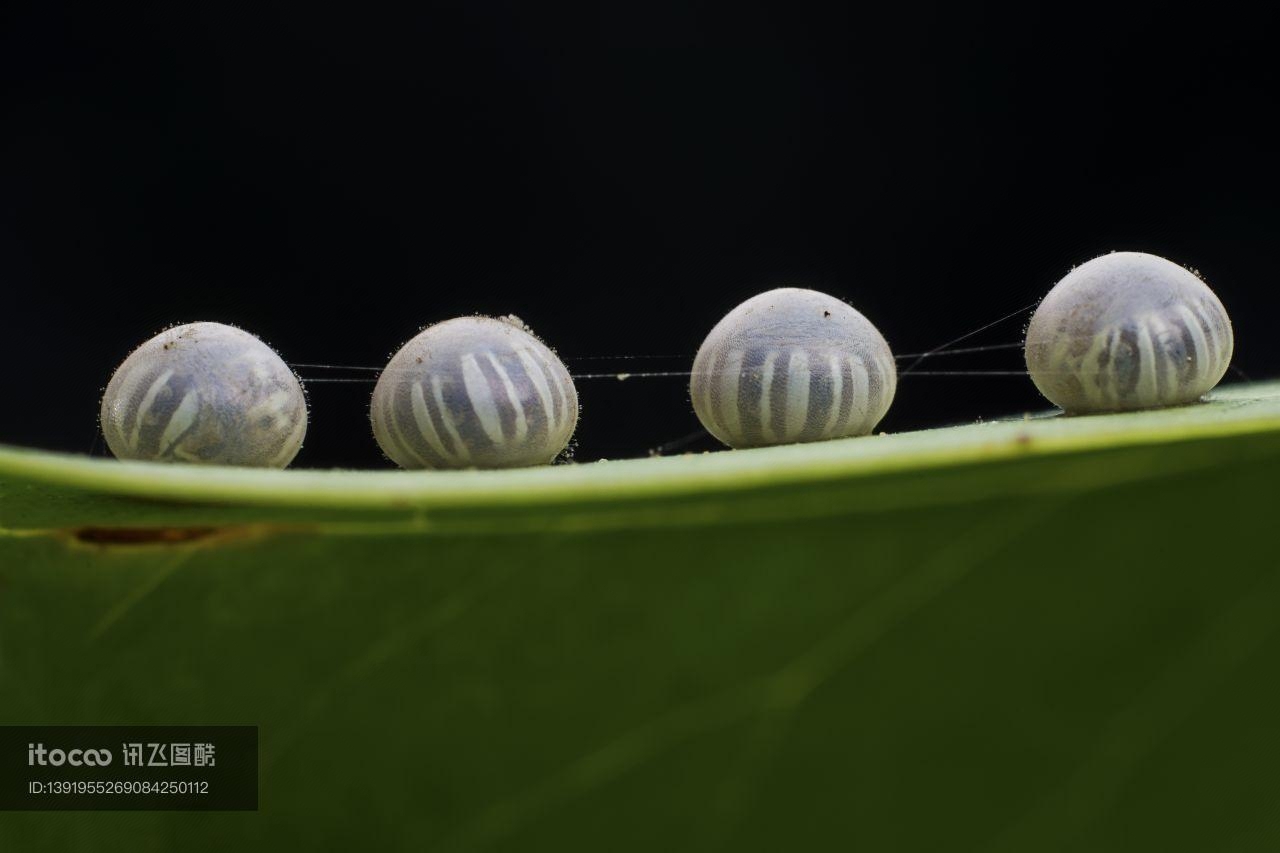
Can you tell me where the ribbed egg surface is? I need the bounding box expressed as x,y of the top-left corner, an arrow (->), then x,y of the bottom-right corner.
371,316 -> 578,470
691,288 -> 896,449
1025,252 -> 1233,413
100,322 -> 308,468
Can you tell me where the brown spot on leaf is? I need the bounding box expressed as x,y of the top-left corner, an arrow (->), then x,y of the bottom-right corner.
71,526 -> 223,546
66,523 -> 303,549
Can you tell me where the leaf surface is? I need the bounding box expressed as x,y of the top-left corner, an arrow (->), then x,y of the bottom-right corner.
3,382 -> 1280,852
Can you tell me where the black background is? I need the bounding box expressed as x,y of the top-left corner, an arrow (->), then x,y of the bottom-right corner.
3,3 -> 1276,466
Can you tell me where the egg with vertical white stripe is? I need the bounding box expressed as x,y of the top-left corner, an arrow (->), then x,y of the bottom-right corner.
1025,252 -> 1233,413
371,316 -> 578,469
691,288 -> 896,449
100,322 -> 308,467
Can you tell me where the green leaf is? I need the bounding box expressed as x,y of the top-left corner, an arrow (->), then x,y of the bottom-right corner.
3,381 -> 1280,852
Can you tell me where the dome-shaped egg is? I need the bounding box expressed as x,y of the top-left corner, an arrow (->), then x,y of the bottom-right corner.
1025,252 -> 1233,413
371,316 -> 578,469
101,322 -> 307,467
691,287 -> 896,448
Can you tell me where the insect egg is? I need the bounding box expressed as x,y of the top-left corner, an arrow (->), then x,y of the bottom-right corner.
100,322 -> 308,467
1024,251 -> 1233,413
691,287 -> 896,448
370,316 -> 578,470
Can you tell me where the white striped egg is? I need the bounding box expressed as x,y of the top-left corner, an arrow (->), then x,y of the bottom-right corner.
100,322 -> 307,467
691,287 -> 896,448
1025,252 -> 1233,413
371,316 -> 578,469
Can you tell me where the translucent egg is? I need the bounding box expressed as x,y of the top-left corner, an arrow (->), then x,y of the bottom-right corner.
371,316 -> 578,469
691,287 -> 896,448
101,322 -> 307,467
1025,252 -> 1233,413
